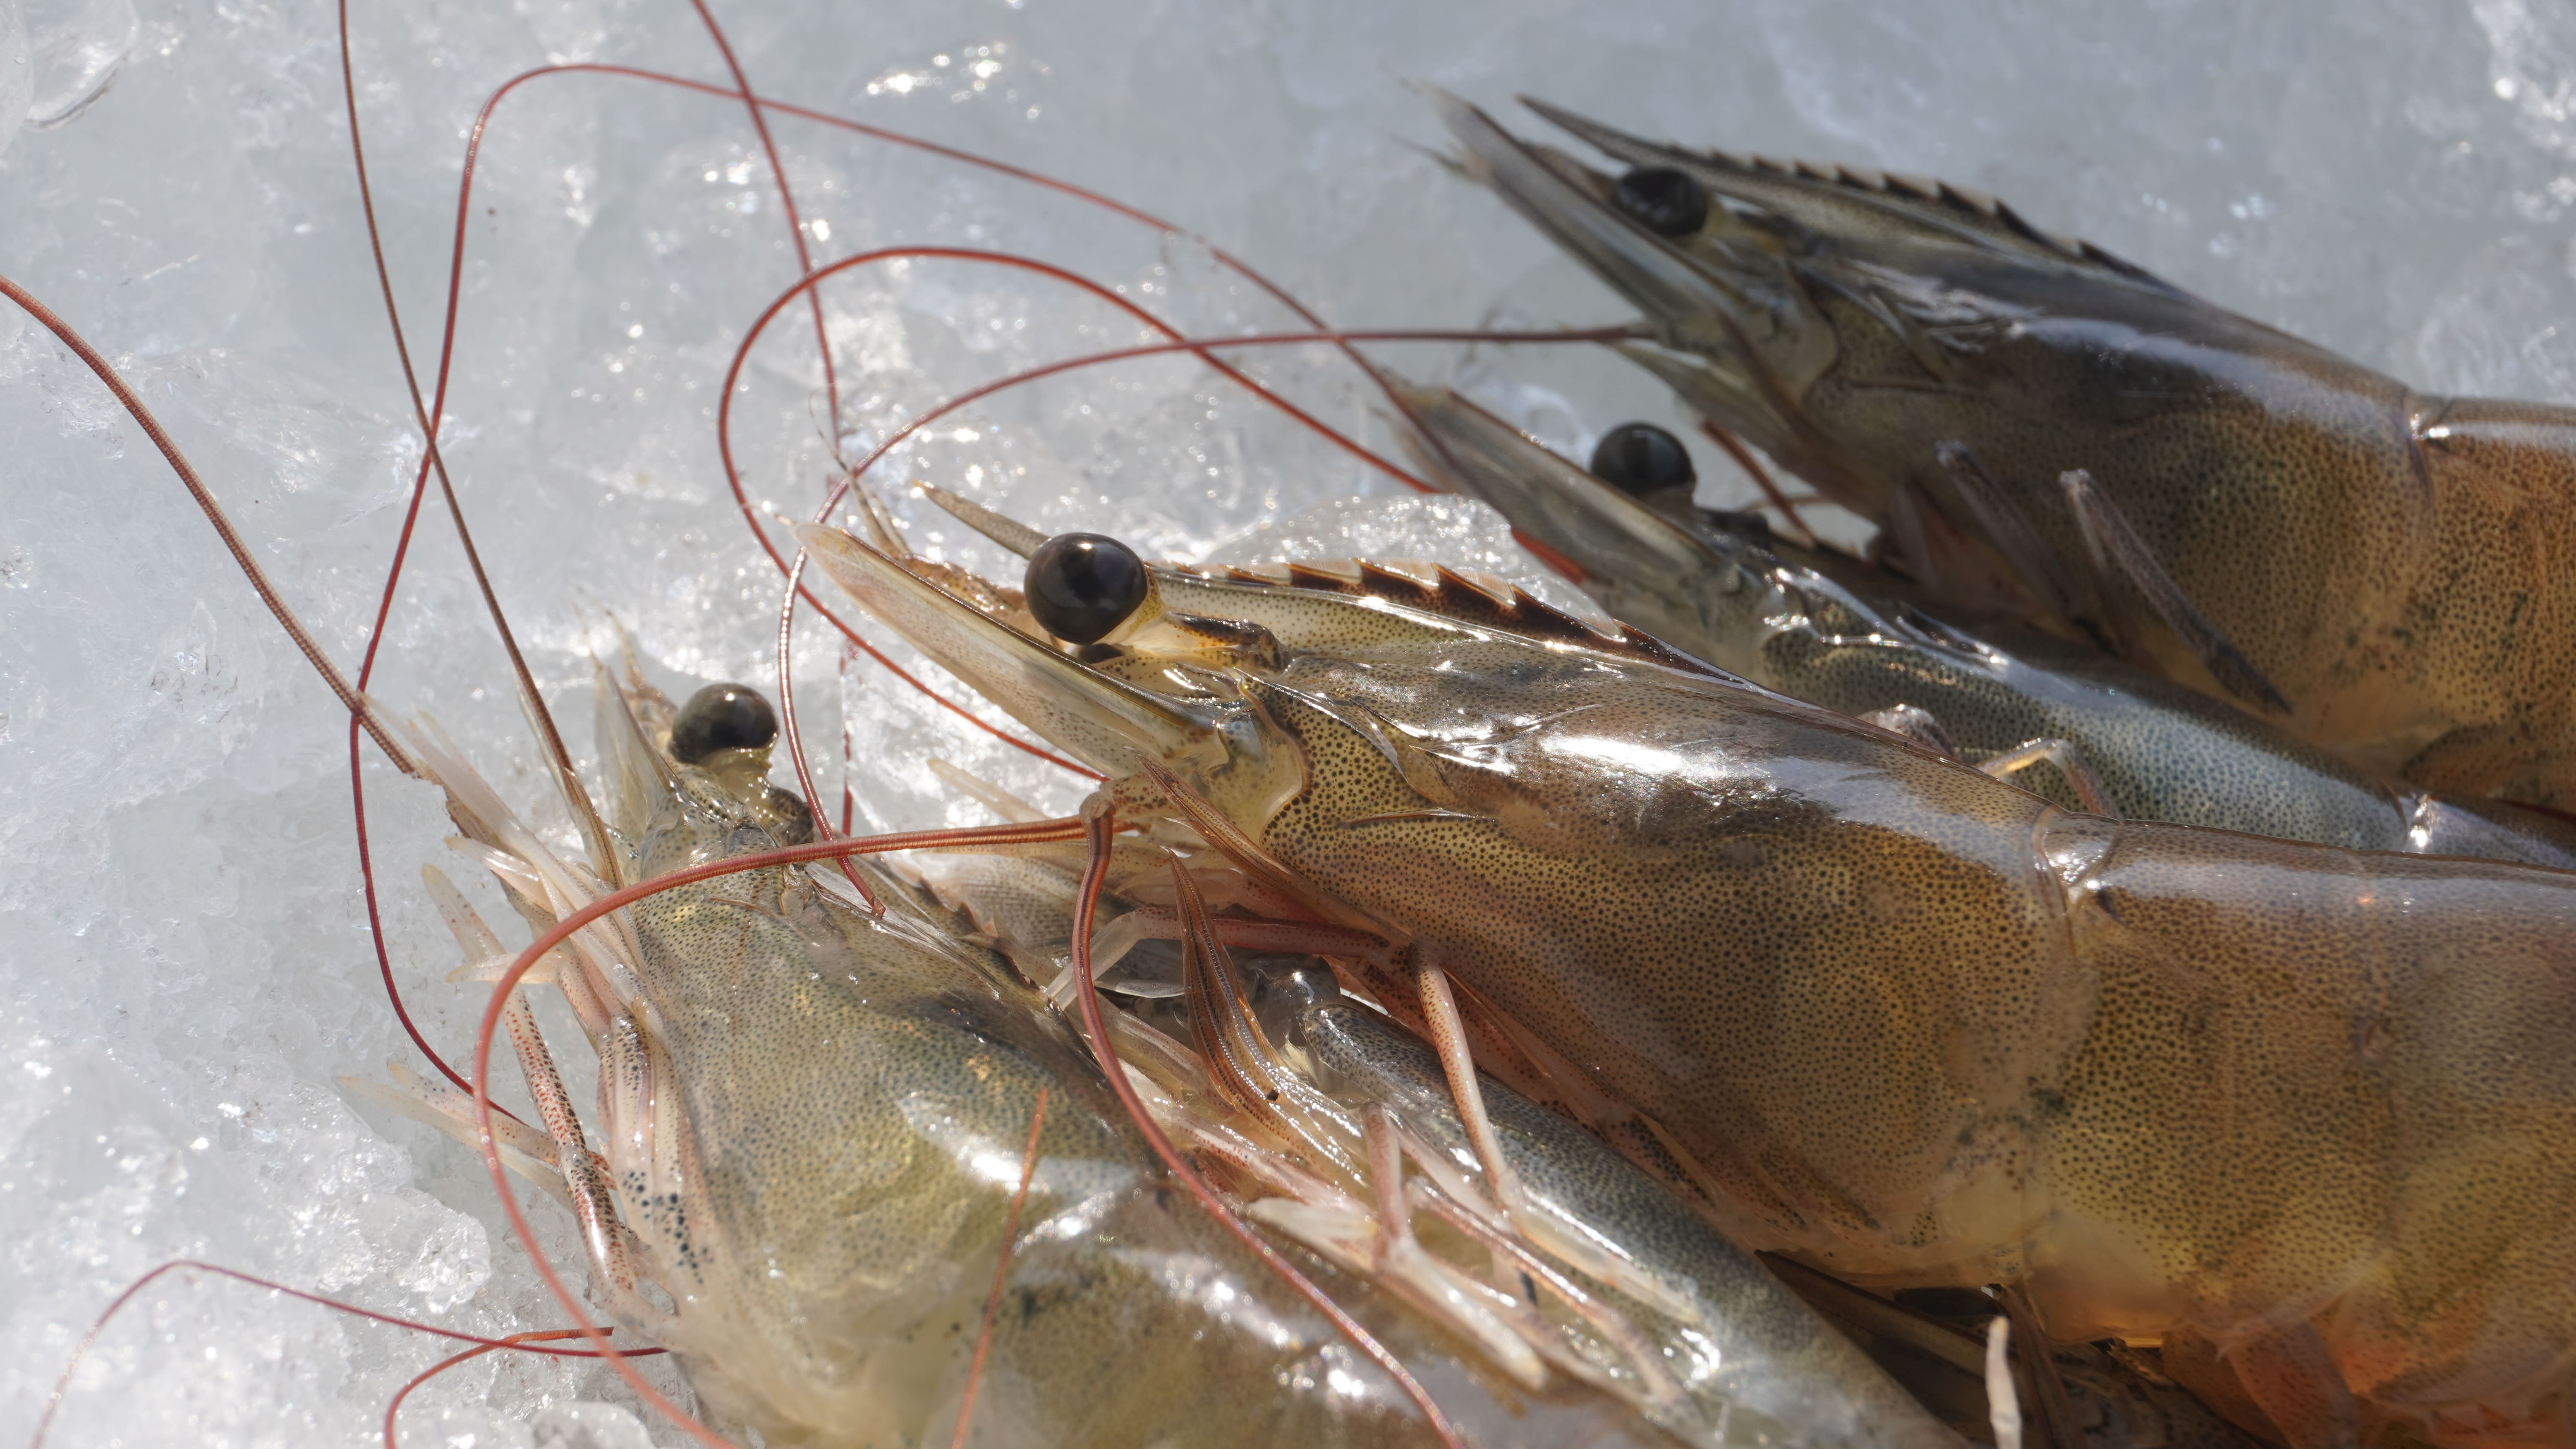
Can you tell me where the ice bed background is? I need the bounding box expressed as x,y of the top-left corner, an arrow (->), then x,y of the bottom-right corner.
6,0 -> 2576,1441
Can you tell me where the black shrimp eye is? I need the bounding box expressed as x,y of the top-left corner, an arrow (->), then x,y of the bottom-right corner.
1024,532 -> 1148,646
1611,166 -> 1708,237
1589,422 -> 1697,497
669,683 -> 779,764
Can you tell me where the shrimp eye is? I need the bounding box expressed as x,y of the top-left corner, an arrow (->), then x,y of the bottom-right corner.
670,683 -> 778,763
1611,167 -> 1708,237
1024,532 -> 1148,646
1589,422 -> 1697,497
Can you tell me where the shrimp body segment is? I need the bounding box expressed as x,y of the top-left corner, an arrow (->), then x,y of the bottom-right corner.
1395,383 -> 2576,867
799,518 -> 2576,1442
1434,91 -> 2576,809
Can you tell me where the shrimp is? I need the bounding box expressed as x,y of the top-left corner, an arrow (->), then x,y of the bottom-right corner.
1429,91 -> 2576,811
1390,382 -> 2576,867
377,658 -> 1790,1447
797,506 -> 2576,1449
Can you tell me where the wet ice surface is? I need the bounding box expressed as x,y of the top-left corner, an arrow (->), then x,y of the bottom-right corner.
4,0 -> 2575,1440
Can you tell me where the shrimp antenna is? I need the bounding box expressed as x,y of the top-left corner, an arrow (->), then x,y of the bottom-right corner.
0,275 -> 415,773
337,0 -> 615,872
682,0 -> 845,453
30,1258 -> 662,1449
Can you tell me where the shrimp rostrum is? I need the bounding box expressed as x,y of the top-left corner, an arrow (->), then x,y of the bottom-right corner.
373,656 -> 1963,1447
798,506 -> 2576,1449
1432,91 -> 2576,812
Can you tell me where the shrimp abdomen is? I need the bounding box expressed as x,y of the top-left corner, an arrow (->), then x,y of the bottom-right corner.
2039,820 -> 2576,1419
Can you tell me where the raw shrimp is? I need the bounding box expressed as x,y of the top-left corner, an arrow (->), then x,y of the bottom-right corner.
798,506 -> 2576,1449
1391,384 -> 2576,867
384,660 -> 1767,1447
1432,91 -> 2576,811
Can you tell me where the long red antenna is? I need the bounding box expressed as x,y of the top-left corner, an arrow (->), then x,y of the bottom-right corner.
334,0 -> 618,1099
949,1085 -> 1051,1449
334,0 -> 609,863
388,58 -> 1429,449
382,1328 -> 596,1449
3,267 -> 533,1121
682,0 -> 845,453
30,1259 -> 662,1449
0,275 -> 412,768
